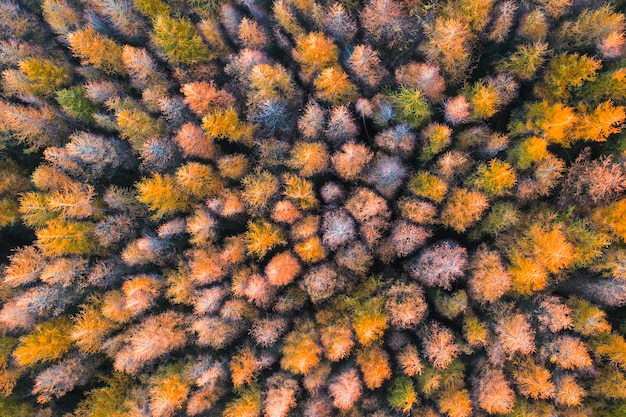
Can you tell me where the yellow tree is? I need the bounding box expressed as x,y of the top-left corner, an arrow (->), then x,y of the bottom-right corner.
151,14 -> 211,65
577,100 -> 626,142
137,174 -> 190,219
292,32 -> 339,81
245,220 -> 286,258
67,27 -> 125,74
36,219 -> 94,256
13,318 -> 73,367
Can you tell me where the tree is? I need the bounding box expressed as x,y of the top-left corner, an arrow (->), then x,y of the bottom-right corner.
263,374 -> 298,417
387,87 -> 432,128
202,108 -> 255,145
137,174 -> 190,219
557,5 -> 625,53
248,64 -> 296,103
347,44 -> 386,88
222,386 -> 262,417
534,53 -> 601,102
294,236 -> 326,263
122,46 -> 167,90
397,344 -> 423,377
250,317 -> 287,348
36,219 -> 94,256
444,96 -> 471,125
289,142 -> 329,177
331,143 -> 373,181
329,368 -> 362,410
56,87 -> 99,122
422,17 -> 473,83
387,376 -> 418,414
467,159 -> 516,197
151,14 -> 211,65
245,220 -> 286,258
66,27 -> 125,74
512,359 -> 555,400
319,317 -> 354,362
475,368 -> 515,415
498,42 -> 549,81
314,67 -> 358,105
149,369 -> 191,417
421,322 -> 461,370
280,321 -> 322,375
487,0 -> 517,42
265,251 -> 301,286
238,17 -> 268,49
560,151 -> 626,206
395,63 -> 446,103
321,209 -> 356,250
468,246 -> 511,303
387,220 -> 430,258
174,122 -> 215,160
554,374 -> 586,407
407,241 -> 468,290
365,154 -> 408,197
356,344 -> 392,389
7,57 -> 72,98
113,312 -> 187,374
577,100 -> 626,142
495,312 -> 535,358
420,123 -> 452,161
13,318 -> 73,367
175,162 -> 223,199
325,105 -> 358,144
437,388 -> 472,417
298,101 -> 326,139
230,346 -> 260,388
408,171 -> 448,203
546,335 -> 592,370
47,183 -> 95,219
0,101 -> 68,151
33,355 -> 91,403
42,0 -> 81,37
71,301 -> 119,354
440,188 -> 489,232
360,0 -> 413,47
292,32 -> 339,82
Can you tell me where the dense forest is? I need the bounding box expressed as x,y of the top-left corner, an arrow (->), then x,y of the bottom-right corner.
0,0 -> 626,416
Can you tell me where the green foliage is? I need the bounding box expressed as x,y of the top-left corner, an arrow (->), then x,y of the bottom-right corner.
72,373 -> 132,417
222,385 -> 262,417
116,107 -> 167,149
56,86 -> 99,122
151,14 -> 211,65
135,0 -> 171,18
0,397 -> 34,417
467,159 -> 517,197
498,42 -> 549,81
387,87 -> 432,128
388,376 -> 418,414
470,201 -> 520,239
408,171 -> 448,203
534,53 -> 602,102
0,337 -> 17,369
